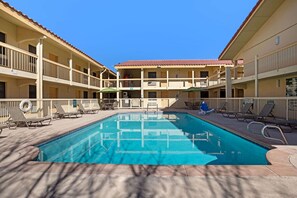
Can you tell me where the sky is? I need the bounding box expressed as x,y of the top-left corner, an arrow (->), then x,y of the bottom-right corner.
5,0 -> 258,71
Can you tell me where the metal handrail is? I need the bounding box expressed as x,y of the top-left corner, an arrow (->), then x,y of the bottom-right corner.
247,121 -> 288,145
261,125 -> 288,145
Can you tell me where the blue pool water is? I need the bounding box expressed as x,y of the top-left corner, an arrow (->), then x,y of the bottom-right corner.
36,112 -> 269,165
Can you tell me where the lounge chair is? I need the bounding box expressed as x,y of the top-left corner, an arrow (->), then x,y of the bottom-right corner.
185,102 -> 194,110
6,106 -> 51,128
236,103 -> 274,121
99,101 -> 110,110
222,103 -> 253,118
260,118 -> 297,129
78,101 -> 99,114
215,101 -> 227,113
0,123 -> 6,134
54,104 -> 82,118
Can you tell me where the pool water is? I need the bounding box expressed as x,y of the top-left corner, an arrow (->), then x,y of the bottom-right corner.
36,112 -> 269,165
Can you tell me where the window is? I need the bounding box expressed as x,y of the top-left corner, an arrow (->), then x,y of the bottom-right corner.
83,91 -> 88,98
200,91 -> 209,98
148,72 -> 156,78
29,85 -> 36,98
0,82 -> 5,98
93,72 -> 97,77
0,32 -> 6,56
148,92 -> 157,98
200,71 -> 209,78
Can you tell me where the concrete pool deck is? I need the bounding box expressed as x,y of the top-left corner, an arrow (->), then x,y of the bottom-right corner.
0,109 -> 297,197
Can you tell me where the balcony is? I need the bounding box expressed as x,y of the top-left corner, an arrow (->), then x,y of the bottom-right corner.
244,42 -> 297,78
0,41 -> 37,75
0,42 -> 103,90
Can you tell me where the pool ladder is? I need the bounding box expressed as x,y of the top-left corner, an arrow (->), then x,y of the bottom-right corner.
146,102 -> 158,113
247,121 -> 288,145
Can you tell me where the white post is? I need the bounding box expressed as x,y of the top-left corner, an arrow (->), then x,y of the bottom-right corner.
36,38 -> 44,117
192,70 -> 194,86
225,66 -> 232,98
141,69 -> 144,98
100,70 -> 103,100
116,71 -> 120,106
166,70 -> 169,89
255,55 -> 259,97
69,53 -> 73,85
88,62 -> 90,88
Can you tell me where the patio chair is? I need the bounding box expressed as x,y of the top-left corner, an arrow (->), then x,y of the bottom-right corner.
184,102 -> 194,110
78,101 -> 99,114
6,106 -> 51,128
99,101 -> 109,110
0,123 -> 6,134
215,102 -> 228,113
54,104 -> 82,118
236,103 -> 274,122
222,103 -> 253,118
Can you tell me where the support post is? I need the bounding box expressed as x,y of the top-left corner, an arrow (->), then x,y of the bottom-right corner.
225,66 -> 232,98
69,53 -> 73,85
166,70 -> 169,89
255,55 -> 259,97
88,62 -> 90,88
116,71 -> 120,106
192,70 -> 194,86
36,38 -> 44,117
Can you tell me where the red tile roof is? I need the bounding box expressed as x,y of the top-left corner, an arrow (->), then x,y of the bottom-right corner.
115,59 -> 233,67
0,0 -> 116,74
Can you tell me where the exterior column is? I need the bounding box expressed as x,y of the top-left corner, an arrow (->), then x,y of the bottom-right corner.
116,71 -> 120,104
255,55 -> 259,97
87,62 -> 90,88
140,69 -> 144,98
36,38 -> 44,116
225,66 -> 232,98
69,53 -> 73,85
99,70 -> 103,100
192,70 -> 194,86
166,70 -> 169,89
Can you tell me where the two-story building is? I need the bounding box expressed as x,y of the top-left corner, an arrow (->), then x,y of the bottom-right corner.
0,1 -> 115,101
114,60 -> 243,108
219,0 -> 297,98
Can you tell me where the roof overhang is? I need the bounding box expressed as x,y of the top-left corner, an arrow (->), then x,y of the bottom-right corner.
219,0 -> 285,60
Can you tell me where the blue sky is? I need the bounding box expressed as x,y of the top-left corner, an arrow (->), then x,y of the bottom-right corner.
5,0 -> 257,71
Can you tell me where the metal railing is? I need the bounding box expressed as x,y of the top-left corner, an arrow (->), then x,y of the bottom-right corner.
0,41 -> 37,73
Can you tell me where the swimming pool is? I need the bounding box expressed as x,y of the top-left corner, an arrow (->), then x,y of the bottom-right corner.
36,112 -> 269,165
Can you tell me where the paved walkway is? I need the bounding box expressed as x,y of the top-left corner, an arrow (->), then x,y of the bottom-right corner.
0,109 -> 297,197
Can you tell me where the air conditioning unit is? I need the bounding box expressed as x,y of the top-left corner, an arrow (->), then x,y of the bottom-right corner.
123,92 -> 128,98
148,81 -> 156,86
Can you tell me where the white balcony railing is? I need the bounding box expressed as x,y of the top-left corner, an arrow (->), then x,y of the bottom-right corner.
72,69 -> 88,85
0,41 -> 37,73
43,58 -> 70,80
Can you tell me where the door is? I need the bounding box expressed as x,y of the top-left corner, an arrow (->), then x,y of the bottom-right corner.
188,71 -> 192,87
0,82 -> 5,98
161,71 -> 167,87
49,53 -> 58,77
49,87 -> 58,98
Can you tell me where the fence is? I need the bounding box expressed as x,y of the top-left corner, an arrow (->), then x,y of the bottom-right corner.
0,97 -> 296,124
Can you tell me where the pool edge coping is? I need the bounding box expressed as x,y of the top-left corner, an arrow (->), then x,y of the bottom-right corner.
2,109 -> 297,177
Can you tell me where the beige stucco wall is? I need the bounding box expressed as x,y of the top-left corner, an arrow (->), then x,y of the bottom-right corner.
236,0 -> 297,62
